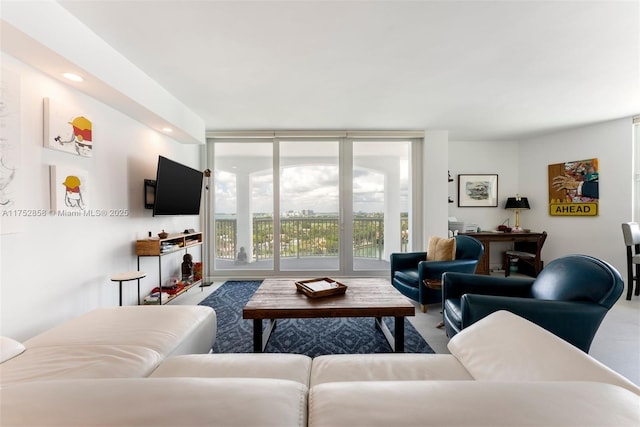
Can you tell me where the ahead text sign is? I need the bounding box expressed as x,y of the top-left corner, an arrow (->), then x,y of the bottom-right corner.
549,202 -> 598,216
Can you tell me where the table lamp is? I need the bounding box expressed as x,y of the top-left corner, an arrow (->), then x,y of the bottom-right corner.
505,194 -> 530,232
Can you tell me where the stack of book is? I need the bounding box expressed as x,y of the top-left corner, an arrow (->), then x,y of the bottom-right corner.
143,291 -> 170,304
160,242 -> 179,253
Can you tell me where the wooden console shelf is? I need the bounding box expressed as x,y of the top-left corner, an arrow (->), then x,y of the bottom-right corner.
136,232 -> 203,256
135,232 -> 203,304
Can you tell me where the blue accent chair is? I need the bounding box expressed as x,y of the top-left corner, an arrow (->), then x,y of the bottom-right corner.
442,254 -> 623,352
390,235 -> 484,312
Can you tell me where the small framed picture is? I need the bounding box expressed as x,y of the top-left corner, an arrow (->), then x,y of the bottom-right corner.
43,98 -> 94,157
50,165 -> 90,213
458,174 -> 498,207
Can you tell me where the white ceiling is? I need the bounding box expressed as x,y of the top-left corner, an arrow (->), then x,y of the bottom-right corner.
57,0 -> 639,141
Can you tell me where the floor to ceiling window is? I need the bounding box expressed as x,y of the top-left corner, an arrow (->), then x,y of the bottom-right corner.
207,132 -> 422,278
279,140 -> 340,271
211,141 -> 273,272
352,140 -> 410,271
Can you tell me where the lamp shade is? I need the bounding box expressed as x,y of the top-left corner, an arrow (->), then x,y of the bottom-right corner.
505,196 -> 530,210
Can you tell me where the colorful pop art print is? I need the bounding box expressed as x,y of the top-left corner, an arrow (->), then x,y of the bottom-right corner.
548,158 -> 598,216
50,165 -> 90,214
43,97 -> 93,157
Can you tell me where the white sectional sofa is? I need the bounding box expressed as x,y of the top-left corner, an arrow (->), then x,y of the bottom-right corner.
307,311 -> 640,426
0,305 -> 217,384
1,309 -> 638,426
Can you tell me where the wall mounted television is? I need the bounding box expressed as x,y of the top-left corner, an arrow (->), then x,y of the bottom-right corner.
151,155 -> 204,216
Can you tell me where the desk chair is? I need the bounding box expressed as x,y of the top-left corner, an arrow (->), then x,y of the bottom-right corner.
503,231 -> 547,277
621,222 -> 640,300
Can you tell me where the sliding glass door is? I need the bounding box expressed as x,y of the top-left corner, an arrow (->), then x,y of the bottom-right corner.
352,140 -> 410,271
208,136 -> 417,277
212,141 -> 273,272
279,140 -> 340,271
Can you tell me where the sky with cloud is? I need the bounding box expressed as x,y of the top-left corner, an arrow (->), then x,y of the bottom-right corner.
213,140 -> 409,216
215,164 -> 407,215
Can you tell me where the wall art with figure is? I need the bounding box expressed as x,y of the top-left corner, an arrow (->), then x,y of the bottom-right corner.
50,165 -> 90,214
548,158 -> 598,216
43,98 -> 93,157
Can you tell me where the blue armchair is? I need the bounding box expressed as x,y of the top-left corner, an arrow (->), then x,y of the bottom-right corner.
390,235 -> 484,312
442,254 -> 623,352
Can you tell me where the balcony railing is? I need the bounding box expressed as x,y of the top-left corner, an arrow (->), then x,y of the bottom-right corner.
215,216 -> 408,262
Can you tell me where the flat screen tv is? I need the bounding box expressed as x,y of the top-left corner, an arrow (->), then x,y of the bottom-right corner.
152,156 -> 203,216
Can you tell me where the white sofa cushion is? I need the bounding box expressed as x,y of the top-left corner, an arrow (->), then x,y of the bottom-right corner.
0,377 -> 308,426
310,354 -> 472,386
447,310 -> 640,395
152,353 -> 313,386
0,345 -> 162,384
24,305 -> 216,356
308,380 -> 640,427
0,337 -> 25,363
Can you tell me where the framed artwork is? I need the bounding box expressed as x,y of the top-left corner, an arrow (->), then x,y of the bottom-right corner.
0,66 -> 23,234
50,165 -> 90,213
548,158 -> 598,216
43,97 -> 93,157
458,174 -> 498,207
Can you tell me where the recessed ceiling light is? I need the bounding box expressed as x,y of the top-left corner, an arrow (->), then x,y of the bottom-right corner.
62,72 -> 83,82
162,127 -> 173,133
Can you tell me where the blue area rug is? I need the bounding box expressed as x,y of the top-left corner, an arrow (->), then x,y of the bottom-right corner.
198,280 -> 434,356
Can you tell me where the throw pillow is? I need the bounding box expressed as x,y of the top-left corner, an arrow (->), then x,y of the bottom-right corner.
426,236 -> 456,261
0,336 -> 25,363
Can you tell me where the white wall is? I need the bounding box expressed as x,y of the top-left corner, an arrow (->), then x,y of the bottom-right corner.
518,118 -> 634,277
423,130 -> 450,245
0,54 -> 203,341
448,140 -> 520,269
448,140 -> 521,230
447,118 -> 634,277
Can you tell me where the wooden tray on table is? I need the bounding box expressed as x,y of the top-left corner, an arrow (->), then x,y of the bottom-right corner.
295,277 -> 348,298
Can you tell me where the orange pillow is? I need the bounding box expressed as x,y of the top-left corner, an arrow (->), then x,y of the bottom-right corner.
426,236 -> 456,261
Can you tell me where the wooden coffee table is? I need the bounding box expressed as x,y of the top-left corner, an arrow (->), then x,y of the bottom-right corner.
242,278 -> 415,353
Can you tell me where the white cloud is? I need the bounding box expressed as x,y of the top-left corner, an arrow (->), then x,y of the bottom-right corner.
214,164 -> 408,215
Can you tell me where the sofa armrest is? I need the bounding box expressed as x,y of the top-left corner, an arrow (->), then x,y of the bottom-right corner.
442,272 -> 534,300
461,294 -> 608,352
446,310 -> 640,396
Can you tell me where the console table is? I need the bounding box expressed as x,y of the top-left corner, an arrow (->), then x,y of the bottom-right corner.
460,231 -> 546,275
135,232 -> 203,304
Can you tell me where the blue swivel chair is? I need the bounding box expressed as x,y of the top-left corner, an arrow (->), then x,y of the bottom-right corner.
442,254 -> 623,352
390,235 -> 484,312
